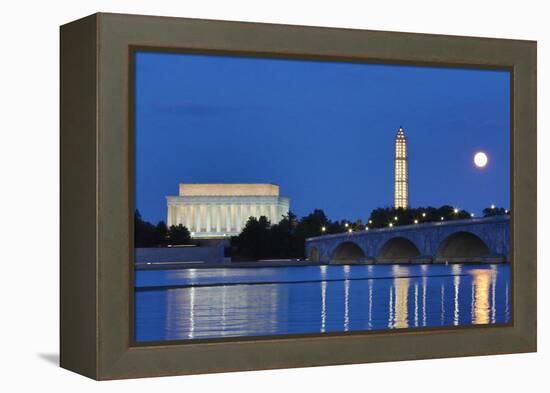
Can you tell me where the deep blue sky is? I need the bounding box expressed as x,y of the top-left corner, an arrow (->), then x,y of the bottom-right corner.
135,51 -> 510,225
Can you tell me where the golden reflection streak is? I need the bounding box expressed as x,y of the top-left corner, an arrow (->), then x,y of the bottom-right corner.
388,285 -> 394,328
392,266 -> 410,329
471,269 -> 492,324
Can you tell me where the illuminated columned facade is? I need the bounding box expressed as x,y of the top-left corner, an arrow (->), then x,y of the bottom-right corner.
394,126 -> 408,209
167,183 -> 290,239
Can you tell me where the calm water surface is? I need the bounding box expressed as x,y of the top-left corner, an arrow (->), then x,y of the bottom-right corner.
134,264 -> 510,342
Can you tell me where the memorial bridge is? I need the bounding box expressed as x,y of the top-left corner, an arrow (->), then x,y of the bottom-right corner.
305,216 -> 510,264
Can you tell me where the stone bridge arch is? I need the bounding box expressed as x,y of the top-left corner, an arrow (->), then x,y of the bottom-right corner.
378,236 -> 421,259
436,231 -> 490,261
330,241 -> 365,263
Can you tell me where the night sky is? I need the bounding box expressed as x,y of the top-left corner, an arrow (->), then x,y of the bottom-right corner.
135,51 -> 510,225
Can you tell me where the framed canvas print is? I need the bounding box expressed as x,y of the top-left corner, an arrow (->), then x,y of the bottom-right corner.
60,13 -> 537,380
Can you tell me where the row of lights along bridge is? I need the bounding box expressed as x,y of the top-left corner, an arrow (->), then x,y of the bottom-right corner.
320,205 -> 507,234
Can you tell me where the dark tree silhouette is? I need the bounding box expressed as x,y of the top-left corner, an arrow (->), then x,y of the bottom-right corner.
168,224 -> 192,245
134,210 -> 160,247
134,210 -> 193,247
367,205 -> 472,228
483,206 -> 509,217
230,209 -> 352,260
230,216 -> 273,260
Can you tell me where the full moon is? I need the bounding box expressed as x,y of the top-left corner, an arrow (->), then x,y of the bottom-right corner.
474,151 -> 488,168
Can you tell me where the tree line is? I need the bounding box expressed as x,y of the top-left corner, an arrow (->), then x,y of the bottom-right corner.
230,205 -> 510,260
134,210 -> 192,247
134,205 -> 509,255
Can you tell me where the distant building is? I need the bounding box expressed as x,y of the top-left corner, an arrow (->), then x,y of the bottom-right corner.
394,126 -> 409,209
166,183 -> 290,238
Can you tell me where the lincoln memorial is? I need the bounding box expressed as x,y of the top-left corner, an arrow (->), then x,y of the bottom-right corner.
166,183 -> 290,238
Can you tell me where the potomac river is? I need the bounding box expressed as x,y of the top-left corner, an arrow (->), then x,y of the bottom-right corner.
134,263 -> 510,342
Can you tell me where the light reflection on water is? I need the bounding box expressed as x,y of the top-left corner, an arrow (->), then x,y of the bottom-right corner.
134,264 -> 510,342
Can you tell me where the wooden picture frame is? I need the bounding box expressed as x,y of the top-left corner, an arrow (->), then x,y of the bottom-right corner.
60,12 -> 536,380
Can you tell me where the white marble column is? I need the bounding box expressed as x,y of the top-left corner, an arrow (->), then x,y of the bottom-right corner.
167,205 -> 174,227
270,204 -> 277,223
216,204 -> 222,234
202,204 -> 207,233
231,204 -> 237,232
235,204 -> 241,233
224,205 -> 231,232
195,205 -> 202,233
181,205 -> 189,228
258,204 -> 263,219
205,204 -> 211,233
189,205 -> 196,232
184,205 -> 191,230
242,204 -> 248,228
241,204 -> 247,228
177,205 -> 182,228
